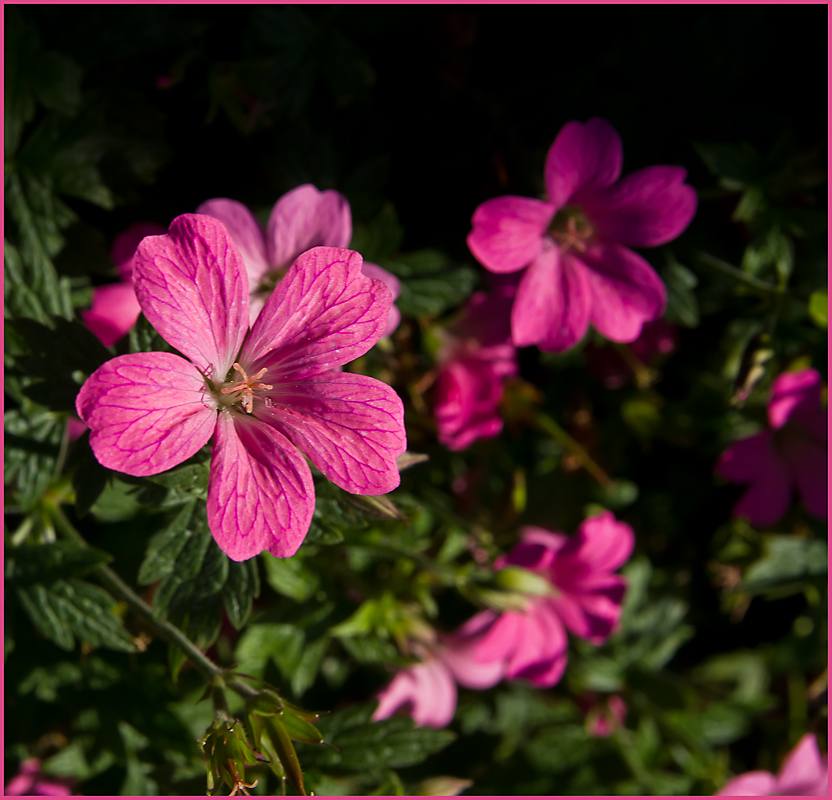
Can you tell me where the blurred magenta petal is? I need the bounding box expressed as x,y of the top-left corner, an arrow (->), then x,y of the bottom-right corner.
580,242 -> 667,343
544,117 -> 623,208
195,198 -> 270,291
81,283 -> 142,347
513,246 -> 592,350
439,610 -> 505,690
469,117 -> 695,352
716,733 -> 828,796
208,413 -> 314,561
134,214 -> 249,378
555,511 -> 635,575
76,352 -> 216,477
198,186 -> 400,333
768,367 -> 823,429
715,368 -> 827,525
587,695 -> 627,738
361,261 -> 401,337
467,196 -> 554,273
5,759 -> 73,796
583,166 -> 698,248
435,279 -> 518,450
373,658 -> 458,729
266,184 -> 352,269
245,247 -> 393,380
111,222 -> 166,281
258,372 -> 405,495
78,216 -> 406,561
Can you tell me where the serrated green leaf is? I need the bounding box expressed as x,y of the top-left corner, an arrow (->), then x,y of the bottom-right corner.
6,540 -> 111,584
4,406 -> 63,510
137,498 -> 197,585
291,637 -> 329,698
129,312 -> 173,354
71,434 -> 111,517
223,558 -> 259,630
742,535 -> 827,594
662,258 -> 699,328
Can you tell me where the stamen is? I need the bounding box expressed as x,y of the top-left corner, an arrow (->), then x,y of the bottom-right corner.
220,363 -> 273,414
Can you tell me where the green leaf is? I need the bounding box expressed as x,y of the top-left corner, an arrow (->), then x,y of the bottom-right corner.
143,461 -> 211,505
742,535 -> 827,595
300,702 -> 455,773
6,540 -> 111,584
291,637 -> 329,698
740,227 -> 793,285
662,257 -> 699,328
129,312 -> 173,354
524,724 -> 595,774
694,141 -> 760,185
262,552 -> 320,602
16,577 -> 135,652
382,250 -> 477,318
223,558 -> 260,630
808,288 -> 827,329
71,434 -> 111,517
349,203 -> 404,263
4,405 -> 64,511
137,498 -> 198,585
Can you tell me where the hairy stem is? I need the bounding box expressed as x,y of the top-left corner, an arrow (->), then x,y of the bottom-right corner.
47,502 -> 257,700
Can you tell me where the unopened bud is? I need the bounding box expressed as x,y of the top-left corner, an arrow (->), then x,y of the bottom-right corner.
494,566 -> 552,596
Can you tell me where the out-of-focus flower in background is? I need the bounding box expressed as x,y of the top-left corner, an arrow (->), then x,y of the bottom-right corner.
198,184 -> 401,334
585,694 -> 627,737
716,733 -> 828,796
715,367 -> 827,526
5,758 -> 75,796
468,117 -> 696,352
434,276 -> 518,450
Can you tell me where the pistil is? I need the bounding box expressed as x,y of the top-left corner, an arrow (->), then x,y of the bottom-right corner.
220,363 -> 273,414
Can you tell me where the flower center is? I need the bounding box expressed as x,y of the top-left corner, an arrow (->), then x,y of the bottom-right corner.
218,363 -> 273,414
548,206 -> 594,253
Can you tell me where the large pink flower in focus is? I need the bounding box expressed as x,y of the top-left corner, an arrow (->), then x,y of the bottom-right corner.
467,118 -> 697,352
5,758 -> 74,796
716,733 -> 828,796
715,368 -> 827,526
464,511 -> 635,687
373,616 -> 505,728
435,277 -> 518,450
81,223 -> 166,347
76,214 -> 406,561
197,185 -> 401,334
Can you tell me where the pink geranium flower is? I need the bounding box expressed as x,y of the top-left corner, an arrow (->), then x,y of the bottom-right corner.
715,367 -> 827,526
464,512 -> 635,687
197,184 -> 401,334
5,758 -> 74,796
467,118 -> 697,352
81,222 -> 166,347
586,694 -> 627,737
373,616 -> 505,728
716,733 -> 828,796
435,276 -> 518,450
76,214 -> 406,561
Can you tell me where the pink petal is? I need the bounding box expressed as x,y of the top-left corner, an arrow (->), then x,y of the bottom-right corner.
435,356 -> 505,451
196,198 -> 271,293
361,261 -> 401,337
582,166 -> 697,248
81,282 -> 142,347
439,610 -> 505,690
715,432 -> 773,484
544,118 -> 623,209
776,734 -> 827,795
552,577 -> 627,644
784,438 -> 828,519
75,353 -> 216,477
467,196 -> 554,273
266,184 -> 352,269
512,244 -> 592,351
257,371 -> 405,495
521,650 -> 568,688
768,367 -> 823,430
506,602 -> 568,680
473,610 -> 523,664
110,222 -> 166,282
243,247 -> 392,380
561,511 -> 635,574
519,526 -> 569,553
716,771 -> 778,796
208,411 -> 314,561
373,669 -> 419,721
579,242 -> 667,343
133,214 -> 249,378
409,659 -> 458,728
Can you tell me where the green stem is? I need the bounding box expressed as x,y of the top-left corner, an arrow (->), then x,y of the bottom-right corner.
697,252 -> 810,302
47,503 -> 257,700
533,412 -> 613,487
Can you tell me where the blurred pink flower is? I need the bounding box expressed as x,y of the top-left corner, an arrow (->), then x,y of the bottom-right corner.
373,615 -> 505,729
462,512 -> 635,688
586,694 -> 627,737
197,185 -> 401,334
81,223 -> 166,347
435,276 -> 518,450
467,117 -> 696,352
715,367 -> 827,526
5,758 -> 74,796
716,733 -> 828,796
77,215 -> 405,561
585,319 -> 677,389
